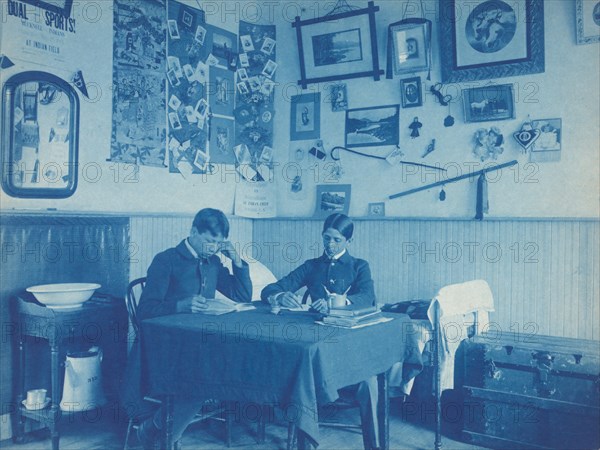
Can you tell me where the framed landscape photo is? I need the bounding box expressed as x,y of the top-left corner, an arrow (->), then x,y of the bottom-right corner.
292,1 -> 384,89
290,93 -> 321,141
390,19 -> 431,76
400,77 -> 422,108
314,184 -> 351,218
576,0 -> 600,44
462,84 -> 515,123
439,0 -> 545,82
345,105 -> 399,148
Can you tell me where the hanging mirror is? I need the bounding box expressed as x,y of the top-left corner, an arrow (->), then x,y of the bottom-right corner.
2,71 -> 79,198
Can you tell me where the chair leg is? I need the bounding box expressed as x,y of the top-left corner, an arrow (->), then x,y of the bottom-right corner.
123,418 -> 134,450
257,405 -> 267,444
297,430 -> 315,450
287,423 -> 297,450
225,402 -> 233,448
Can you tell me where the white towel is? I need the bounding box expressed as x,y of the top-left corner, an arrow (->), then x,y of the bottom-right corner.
427,280 -> 495,390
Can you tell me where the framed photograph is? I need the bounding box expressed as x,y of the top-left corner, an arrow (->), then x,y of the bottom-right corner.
389,19 -> 431,75
576,0 -> 600,44
178,6 -> 198,32
262,60 -> 277,78
462,84 -> 515,123
168,20 -> 180,40
400,77 -> 422,108
290,93 -> 321,141
530,118 -> 562,162
209,117 -> 235,164
330,84 -> 348,112
367,202 -> 385,217
292,1 -> 384,89
194,25 -> 207,45
211,30 -> 236,68
20,0 -> 73,17
439,0 -> 545,82
345,105 -> 399,148
314,184 -> 351,218
261,37 -> 276,54
208,67 -> 234,117
240,35 -> 254,52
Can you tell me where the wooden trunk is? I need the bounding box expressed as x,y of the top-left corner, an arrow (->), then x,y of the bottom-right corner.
457,333 -> 600,449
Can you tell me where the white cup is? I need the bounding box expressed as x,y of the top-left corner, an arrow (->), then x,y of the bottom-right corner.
26,389 -> 47,405
329,294 -> 347,308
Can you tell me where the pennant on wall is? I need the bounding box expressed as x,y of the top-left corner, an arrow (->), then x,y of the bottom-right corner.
72,70 -> 89,98
0,55 -> 15,69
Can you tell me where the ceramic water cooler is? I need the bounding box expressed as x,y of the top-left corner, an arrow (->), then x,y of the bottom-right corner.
60,346 -> 106,411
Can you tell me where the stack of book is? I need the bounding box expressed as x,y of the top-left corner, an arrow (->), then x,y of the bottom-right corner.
322,305 -> 388,328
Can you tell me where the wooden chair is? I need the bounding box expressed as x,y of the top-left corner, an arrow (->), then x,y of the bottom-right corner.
123,277 -> 233,450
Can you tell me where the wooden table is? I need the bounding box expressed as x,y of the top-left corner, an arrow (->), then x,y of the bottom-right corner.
12,294 -> 127,450
142,305 -> 422,449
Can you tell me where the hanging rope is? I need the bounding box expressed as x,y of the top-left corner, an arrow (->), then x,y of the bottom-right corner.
325,0 -> 359,16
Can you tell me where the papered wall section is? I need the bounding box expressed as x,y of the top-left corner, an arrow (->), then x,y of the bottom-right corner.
233,21 -> 277,182
110,0 -> 167,167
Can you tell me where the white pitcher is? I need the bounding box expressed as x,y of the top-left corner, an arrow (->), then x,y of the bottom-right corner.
60,346 -> 107,412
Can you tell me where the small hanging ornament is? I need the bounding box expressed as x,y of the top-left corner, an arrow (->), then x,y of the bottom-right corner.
444,103 -> 454,127
409,117 -> 422,138
422,139 -> 436,158
439,185 -> 446,201
513,117 -> 540,153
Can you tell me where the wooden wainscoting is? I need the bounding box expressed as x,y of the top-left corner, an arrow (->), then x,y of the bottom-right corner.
252,218 -> 600,341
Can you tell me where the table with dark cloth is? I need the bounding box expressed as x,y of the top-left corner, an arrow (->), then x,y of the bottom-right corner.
141,305 -> 422,447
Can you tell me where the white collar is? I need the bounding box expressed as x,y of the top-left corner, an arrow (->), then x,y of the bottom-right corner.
330,249 -> 346,260
185,238 -> 200,259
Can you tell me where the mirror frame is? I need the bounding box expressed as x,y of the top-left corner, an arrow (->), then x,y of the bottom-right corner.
1,71 -> 79,198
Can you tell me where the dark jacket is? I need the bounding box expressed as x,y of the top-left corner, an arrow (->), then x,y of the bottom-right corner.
138,240 -> 252,319
260,251 -> 376,308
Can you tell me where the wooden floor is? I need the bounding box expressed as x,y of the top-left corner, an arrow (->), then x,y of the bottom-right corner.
0,401 -> 485,450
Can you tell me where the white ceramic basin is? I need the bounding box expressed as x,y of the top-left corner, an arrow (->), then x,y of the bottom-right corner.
26,283 -> 101,309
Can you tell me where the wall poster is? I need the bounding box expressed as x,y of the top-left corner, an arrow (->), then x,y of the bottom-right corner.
111,0 -> 167,167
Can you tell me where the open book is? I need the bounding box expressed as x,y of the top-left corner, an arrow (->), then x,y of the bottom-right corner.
202,297 -> 256,315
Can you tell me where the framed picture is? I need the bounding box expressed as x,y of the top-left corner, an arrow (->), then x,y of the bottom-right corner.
290,93 -> 320,141
530,118 -> 562,162
389,19 -> 431,75
439,0 -> 545,82
576,0 -> 600,44
20,0 -> 73,17
367,202 -> 385,217
330,83 -> 348,112
208,117 -> 235,164
292,1 -> 384,89
345,105 -> 399,148
314,184 -> 351,218
208,67 -> 234,117
462,84 -> 515,123
400,77 -> 422,108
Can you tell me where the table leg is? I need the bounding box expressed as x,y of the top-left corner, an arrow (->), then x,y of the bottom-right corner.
14,333 -> 25,444
163,395 -> 174,450
377,372 -> 389,450
434,302 -> 442,450
50,338 -> 61,450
